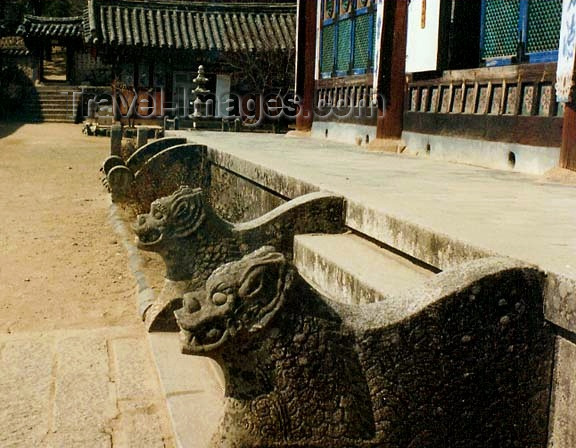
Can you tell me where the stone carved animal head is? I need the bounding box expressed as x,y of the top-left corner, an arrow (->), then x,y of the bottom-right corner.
175,246 -> 291,355
133,185 -> 206,251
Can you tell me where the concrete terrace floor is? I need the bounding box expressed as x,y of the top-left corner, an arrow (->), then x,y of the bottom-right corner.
173,131 -> 576,282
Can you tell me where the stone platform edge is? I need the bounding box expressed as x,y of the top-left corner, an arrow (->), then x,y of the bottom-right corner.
200,143 -> 576,336
105,154 -> 576,447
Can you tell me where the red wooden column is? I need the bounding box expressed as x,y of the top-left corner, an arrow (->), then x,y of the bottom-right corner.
376,0 -> 409,141
560,103 -> 576,171
295,0 -> 318,132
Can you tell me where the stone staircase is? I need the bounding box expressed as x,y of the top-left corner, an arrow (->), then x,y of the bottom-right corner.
294,232 -> 438,305
22,85 -> 82,123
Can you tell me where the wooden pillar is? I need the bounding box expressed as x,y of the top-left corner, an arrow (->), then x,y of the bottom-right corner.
295,0 -> 317,132
376,0 -> 409,140
560,103 -> 576,171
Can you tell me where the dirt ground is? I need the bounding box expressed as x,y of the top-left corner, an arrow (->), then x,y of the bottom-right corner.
0,122 -> 139,333
0,123 -> 177,447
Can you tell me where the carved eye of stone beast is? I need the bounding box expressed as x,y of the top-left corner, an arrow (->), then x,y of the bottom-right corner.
133,185 -> 206,249
175,246 -> 290,354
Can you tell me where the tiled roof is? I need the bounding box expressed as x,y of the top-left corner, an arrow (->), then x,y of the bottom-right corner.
0,36 -> 30,56
86,0 -> 296,52
17,15 -> 83,39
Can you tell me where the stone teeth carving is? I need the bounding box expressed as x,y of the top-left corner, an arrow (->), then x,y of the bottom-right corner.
134,186 -> 206,248
177,246 -> 289,355
176,247 -> 554,448
133,185 -> 344,332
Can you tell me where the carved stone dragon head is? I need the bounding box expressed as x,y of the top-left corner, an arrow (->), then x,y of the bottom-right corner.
175,246 -> 292,355
133,185 -> 206,251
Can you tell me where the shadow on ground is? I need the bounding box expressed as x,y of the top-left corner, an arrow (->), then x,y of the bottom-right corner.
0,121 -> 25,139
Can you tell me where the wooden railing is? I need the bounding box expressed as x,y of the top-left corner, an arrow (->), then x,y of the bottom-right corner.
404,63 -> 563,147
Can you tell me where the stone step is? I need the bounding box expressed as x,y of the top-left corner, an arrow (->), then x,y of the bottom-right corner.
36,111 -> 76,117
31,89 -> 83,99
41,118 -> 76,122
294,232 -> 437,304
36,99 -> 77,104
24,107 -> 77,114
35,86 -> 81,92
22,104 -> 77,111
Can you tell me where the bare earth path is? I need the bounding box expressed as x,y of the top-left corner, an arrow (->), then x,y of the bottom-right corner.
0,123 -> 175,447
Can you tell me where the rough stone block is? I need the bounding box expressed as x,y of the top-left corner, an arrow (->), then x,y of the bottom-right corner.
147,333 -> 224,448
136,127 -> 149,149
209,164 -> 285,221
0,339 -> 53,447
167,393 -> 223,448
545,273 -> 576,334
548,336 -> 576,448
56,335 -> 109,375
148,332 -> 224,396
53,336 -> 114,433
110,124 -> 122,156
111,337 -> 158,402
345,199 -> 494,271
112,410 -> 165,448
53,373 -> 115,433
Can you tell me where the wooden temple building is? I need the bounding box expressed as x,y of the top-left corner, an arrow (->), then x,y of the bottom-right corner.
294,0 -> 576,174
11,0 -> 296,121
3,0 -> 576,172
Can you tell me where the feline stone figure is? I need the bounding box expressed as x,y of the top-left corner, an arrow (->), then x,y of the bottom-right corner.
133,186 -> 344,330
175,247 -> 554,448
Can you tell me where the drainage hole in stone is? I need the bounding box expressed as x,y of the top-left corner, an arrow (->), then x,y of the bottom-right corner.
508,151 -> 516,169
365,135 -> 370,144
325,129 -> 328,138
426,143 -> 431,155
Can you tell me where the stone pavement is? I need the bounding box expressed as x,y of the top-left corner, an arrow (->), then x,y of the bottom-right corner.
0,123 -> 176,448
0,326 -> 174,448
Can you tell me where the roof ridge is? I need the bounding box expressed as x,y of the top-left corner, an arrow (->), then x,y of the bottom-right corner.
23,14 -> 84,23
90,1 -> 296,13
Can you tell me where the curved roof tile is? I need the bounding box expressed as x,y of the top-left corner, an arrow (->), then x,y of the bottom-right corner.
87,1 -> 295,52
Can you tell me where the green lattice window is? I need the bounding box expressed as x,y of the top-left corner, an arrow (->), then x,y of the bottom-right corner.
481,0 -> 561,64
526,0 -> 562,54
321,24 -> 335,74
353,13 -> 372,70
482,0 -> 520,59
320,0 -> 376,77
336,18 -> 352,72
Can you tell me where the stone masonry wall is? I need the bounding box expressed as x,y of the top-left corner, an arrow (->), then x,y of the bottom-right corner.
208,164 -> 286,222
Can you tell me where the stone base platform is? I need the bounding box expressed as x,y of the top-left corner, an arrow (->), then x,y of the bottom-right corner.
111,130 -> 576,447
